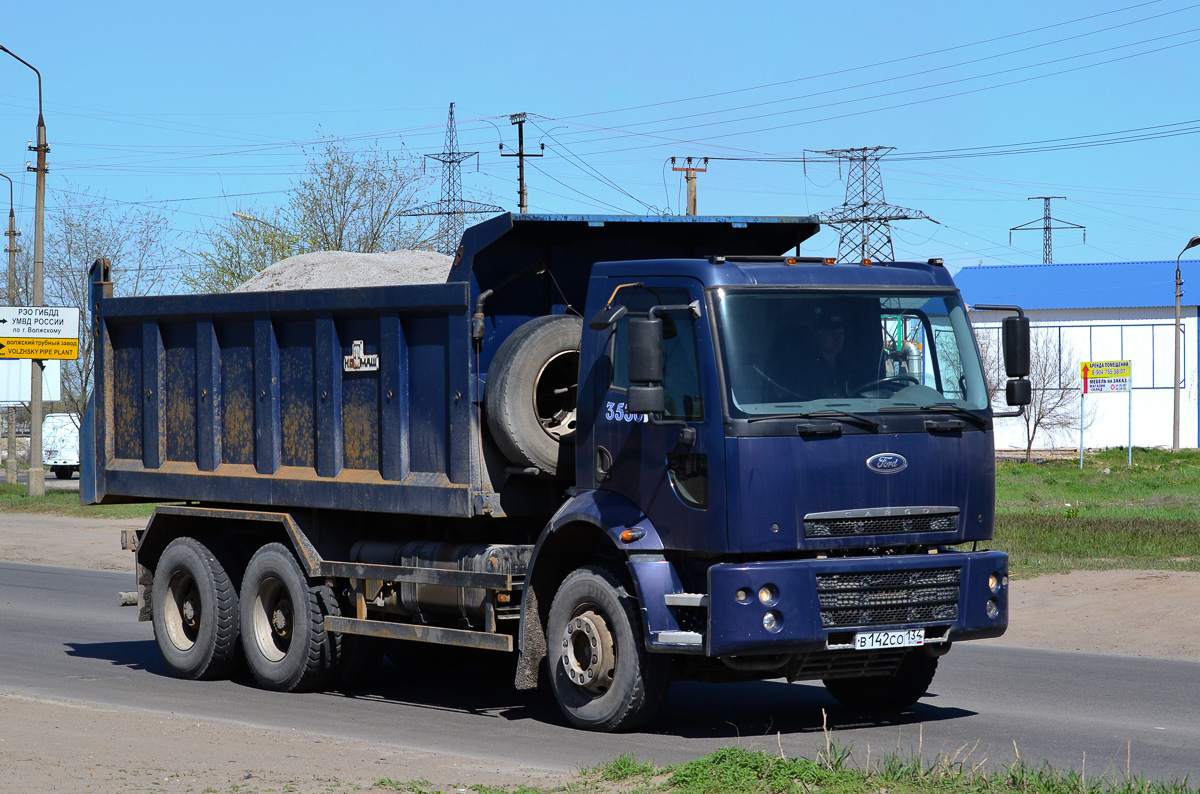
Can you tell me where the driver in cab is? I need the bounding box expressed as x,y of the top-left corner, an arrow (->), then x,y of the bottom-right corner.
807,308 -> 853,398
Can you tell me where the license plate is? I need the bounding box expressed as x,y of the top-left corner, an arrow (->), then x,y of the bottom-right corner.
853,628 -> 924,650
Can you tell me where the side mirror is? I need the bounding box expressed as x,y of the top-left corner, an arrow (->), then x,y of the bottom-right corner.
1002,315 -> 1030,378
973,304 -> 1031,415
627,317 -> 664,384
1006,378 -> 1031,406
589,304 -> 627,330
627,384 -> 665,414
627,316 -> 665,416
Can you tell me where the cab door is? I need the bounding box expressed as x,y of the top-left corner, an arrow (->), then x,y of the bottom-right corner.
591,280 -> 726,553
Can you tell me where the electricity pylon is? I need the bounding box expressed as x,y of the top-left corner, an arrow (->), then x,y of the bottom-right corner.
816,146 -> 936,263
401,103 -> 503,255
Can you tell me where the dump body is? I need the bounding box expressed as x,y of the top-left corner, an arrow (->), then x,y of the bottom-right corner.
84,213 -> 816,520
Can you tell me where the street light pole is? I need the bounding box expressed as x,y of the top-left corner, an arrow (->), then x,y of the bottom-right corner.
1,44 -> 47,495
0,173 -> 18,484
1174,235 -> 1200,453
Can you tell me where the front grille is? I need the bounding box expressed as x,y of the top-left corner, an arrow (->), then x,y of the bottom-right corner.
804,512 -> 958,538
816,567 -> 961,628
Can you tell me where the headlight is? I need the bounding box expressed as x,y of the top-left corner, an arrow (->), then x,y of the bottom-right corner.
757,584 -> 778,606
988,574 -> 1000,593
985,599 -> 999,619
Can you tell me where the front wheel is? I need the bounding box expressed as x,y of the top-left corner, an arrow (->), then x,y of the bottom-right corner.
822,650 -> 939,711
546,566 -> 668,732
240,543 -> 342,693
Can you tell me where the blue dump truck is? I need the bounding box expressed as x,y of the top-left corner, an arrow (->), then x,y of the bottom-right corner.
84,213 -> 1030,732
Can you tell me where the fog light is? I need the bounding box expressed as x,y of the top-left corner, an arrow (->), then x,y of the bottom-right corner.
763,610 -> 783,632
985,598 -> 999,619
735,588 -> 750,603
988,574 -> 1000,593
757,584 -> 778,606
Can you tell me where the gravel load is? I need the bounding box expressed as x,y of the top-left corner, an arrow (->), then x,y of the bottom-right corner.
235,249 -> 454,292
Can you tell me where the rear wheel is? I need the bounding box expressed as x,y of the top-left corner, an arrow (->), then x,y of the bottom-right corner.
546,565 -> 668,732
151,537 -> 240,680
240,543 -> 342,692
822,650 -> 939,711
52,466 -> 72,480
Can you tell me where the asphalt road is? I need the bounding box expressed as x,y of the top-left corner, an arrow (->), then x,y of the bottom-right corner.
5,469 -> 79,490
2,561 -> 1197,781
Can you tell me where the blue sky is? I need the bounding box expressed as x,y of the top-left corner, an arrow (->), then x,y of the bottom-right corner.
2,0 -> 1199,275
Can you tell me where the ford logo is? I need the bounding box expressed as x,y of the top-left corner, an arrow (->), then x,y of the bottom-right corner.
866,453 -> 907,474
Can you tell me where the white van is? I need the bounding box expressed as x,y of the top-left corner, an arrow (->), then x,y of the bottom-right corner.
43,413 -> 80,480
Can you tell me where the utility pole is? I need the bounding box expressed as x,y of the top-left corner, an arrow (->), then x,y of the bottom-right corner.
1,173 -> 19,485
1009,197 -> 1084,265
501,112 -> 543,214
400,103 -> 503,255
1,44 -> 47,496
816,146 -> 936,263
671,157 -> 709,216
1173,235 -> 1200,453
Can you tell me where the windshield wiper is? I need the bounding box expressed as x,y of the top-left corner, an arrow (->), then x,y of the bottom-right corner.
748,409 -> 879,431
880,402 -> 989,428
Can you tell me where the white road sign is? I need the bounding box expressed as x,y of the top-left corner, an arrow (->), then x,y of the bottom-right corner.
0,306 -> 81,360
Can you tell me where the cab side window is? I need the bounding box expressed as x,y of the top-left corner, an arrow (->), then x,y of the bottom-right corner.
611,286 -> 703,421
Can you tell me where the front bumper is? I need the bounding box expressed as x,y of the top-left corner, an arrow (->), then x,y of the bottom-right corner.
700,550 -> 1007,657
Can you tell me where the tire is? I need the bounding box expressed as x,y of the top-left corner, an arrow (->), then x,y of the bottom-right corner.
546,565 -> 669,732
485,315 -> 582,478
151,537 -> 240,681
53,466 -> 72,480
240,543 -> 343,693
822,650 -> 939,711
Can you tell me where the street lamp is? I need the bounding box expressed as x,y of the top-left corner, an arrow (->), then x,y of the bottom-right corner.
1173,235 -> 1200,452
0,44 -> 48,496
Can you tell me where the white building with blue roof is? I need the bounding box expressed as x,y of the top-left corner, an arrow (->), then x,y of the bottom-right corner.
955,260 -> 1198,451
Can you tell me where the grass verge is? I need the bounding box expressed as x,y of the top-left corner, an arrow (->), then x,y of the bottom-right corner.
992,448 -> 1200,576
0,482 -> 156,520
385,744 -> 1197,794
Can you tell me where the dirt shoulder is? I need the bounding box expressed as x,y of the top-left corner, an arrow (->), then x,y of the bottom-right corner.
0,691 -> 568,794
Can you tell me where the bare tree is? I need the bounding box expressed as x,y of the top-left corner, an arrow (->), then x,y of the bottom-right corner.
186,137 -> 439,293
43,185 -> 179,426
293,138 -> 436,254
1019,328 -> 1087,462
972,327 -> 1000,407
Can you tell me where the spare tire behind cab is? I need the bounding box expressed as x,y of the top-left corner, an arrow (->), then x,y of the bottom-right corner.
485,315 -> 582,478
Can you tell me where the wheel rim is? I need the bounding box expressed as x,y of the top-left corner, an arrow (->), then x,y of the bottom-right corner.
534,350 -> 579,443
163,570 -> 201,652
250,576 -> 293,663
560,609 -> 615,694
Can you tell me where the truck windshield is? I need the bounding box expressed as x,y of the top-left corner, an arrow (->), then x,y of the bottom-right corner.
713,289 -> 989,418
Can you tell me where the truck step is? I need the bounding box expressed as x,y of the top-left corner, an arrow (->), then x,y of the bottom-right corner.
656,630 -> 704,645
663,593 -> 708,607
